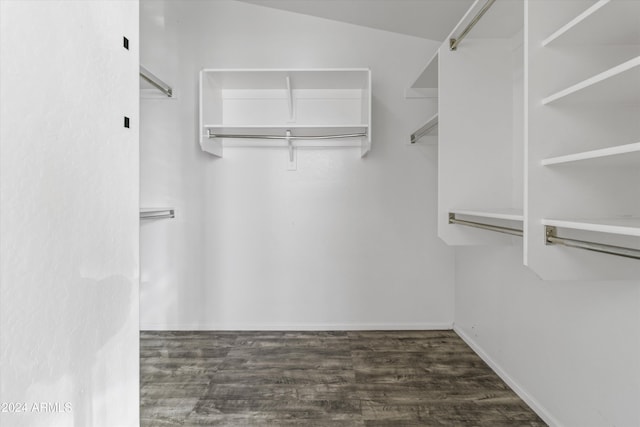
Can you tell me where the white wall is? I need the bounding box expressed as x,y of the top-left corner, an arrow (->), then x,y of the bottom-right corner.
0,1 -> 139,426
455,246 -> 640,427
139,0 -> 454,330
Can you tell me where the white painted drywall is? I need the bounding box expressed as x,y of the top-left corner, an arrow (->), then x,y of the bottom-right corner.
455,246 -> 640,427
237,0 -> 474,41
139,0 -> 454,330
0,1 -> 140,426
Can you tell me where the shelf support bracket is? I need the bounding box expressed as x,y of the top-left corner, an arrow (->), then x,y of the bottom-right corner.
286,130 -> 293,162
285,130 -> 297,170
286,75 -> 294,121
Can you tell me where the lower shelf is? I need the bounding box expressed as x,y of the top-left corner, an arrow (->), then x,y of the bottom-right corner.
543,217 -> 640,260
541,217 -> 640,237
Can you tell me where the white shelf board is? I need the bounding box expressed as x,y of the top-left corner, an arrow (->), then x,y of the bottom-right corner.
542,0 -> 640,46
450,208 -> 524,222
410,50 -> 438,89
542,217 -> 640,237
201,68 -> 370,90
542,142 -> 640,166
542,56 -> 640,105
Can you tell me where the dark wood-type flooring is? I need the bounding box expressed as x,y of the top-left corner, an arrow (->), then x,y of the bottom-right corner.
141,330 -> 546,426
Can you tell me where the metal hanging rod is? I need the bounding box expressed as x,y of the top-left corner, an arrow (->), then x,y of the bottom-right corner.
410,119 -> 438,144
140,65 -> 173,97
140,209 -> 175,220
208,132 -> 367,140
450,0 -> 497,51
545,226 -> 640,260
449,213 -> 523,237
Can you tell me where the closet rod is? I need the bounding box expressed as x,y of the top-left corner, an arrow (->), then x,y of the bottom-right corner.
140,209 -> 175,220
208,132 -> 367,140
449,213 -> 523,237
140,65 -> 173,97
410,121 -> 438,144
450,0 -> 497,51
545,226 -> 640,260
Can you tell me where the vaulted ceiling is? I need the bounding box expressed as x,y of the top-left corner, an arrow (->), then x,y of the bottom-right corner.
237,0 -> 475,41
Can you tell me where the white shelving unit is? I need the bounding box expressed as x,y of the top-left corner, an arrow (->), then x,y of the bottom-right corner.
407,50 -> 438,144
438,0 -> 525,246
526,0 -> 640,279
414,0 -> 639,278
199,68 -> 371,158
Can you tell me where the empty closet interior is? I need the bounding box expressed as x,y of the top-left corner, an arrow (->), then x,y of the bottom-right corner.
139,1 -> 640,426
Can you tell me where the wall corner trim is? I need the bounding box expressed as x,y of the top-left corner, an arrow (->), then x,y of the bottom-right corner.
453,324 -> 563,427
140,322 -> 454,331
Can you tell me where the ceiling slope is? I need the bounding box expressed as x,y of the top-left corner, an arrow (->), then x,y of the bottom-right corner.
237,0 -> 474,41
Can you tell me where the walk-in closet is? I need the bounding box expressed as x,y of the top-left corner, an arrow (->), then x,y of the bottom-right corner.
1,0 -> 638,426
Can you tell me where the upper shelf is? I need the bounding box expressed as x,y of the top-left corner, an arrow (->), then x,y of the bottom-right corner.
410,51 -> 438,90
542,217 -> 640,237
542,0 -> 640,46
201,68 -> 370,90
542,56 -> 640,105
542,141 -> 640,166
200,68 -> 372,158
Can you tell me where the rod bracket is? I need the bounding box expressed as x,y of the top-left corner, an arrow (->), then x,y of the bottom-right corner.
545,226 -> 557,245
448,0 -> 496,51
286,130 -> 293,161
448,212 -> 455,224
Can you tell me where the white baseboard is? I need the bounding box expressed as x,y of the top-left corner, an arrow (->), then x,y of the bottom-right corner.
453,324 -> 561,427
140,321 -> 454,331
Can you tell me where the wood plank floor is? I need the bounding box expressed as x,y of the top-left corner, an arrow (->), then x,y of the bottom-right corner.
140,330 -> 546,426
